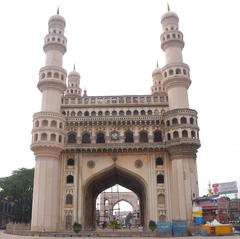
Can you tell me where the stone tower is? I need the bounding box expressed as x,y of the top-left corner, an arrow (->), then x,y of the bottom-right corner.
31,8 -> 200,232
31,12 -> 67,231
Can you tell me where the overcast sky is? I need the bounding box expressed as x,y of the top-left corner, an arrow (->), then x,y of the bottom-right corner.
0,0 -> 239,197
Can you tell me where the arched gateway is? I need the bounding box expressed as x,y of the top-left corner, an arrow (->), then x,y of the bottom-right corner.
30,7 -> 200,232
83,166 -> 146,229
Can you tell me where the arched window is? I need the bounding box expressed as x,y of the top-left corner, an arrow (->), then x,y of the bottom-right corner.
172,118 -> 178,125
50,133 -> 56,141
77,111 -> 82,116
173,131 -> 179,138
47,72 -> 52,77
126,110 -> 131,116
41,133 -> 47,141
182,130 -> 188,138
180,117 -> 187,124
66,175 -> 74,184
167,133 -> 171,140
67,132 -> 77,143
82,132 -> 91,144
119,110 -> 124,116
133,110 -> 139,116
139,131 -> 148,143
91,111 -> 96,116
140,110 -> 146,115
35,121 -> 39,127
147,110 -> 152,115
59,122 -> 63,129
98,111 -> 103,116
125,130 -> 134,143
105,111 -> 110,116
191,131 -> 196,138
112,110 -> 117,116
158,194 -> 165,204
104,200 -> 109,206
157,174 -> 164,184
166,120 -> 170,126
59,135 -> 62,143
71,111 -> 76,117
154,130 -> 162,142
62,111 -> 66,115
156,157 -> 163,166
42,120 -> 48,127
67,158 -> 74,166
96,132 -> 105,144
169,69 -> 174,75
54,72 -> 59,78
51,120 -> 57,127
176,68 -> 181,74
84,111 -> 89,116
66,194 -> 73,205
190,117 -> 194,124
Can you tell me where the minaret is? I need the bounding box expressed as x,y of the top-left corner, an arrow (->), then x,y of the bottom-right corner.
160,8 -> 200,222
31,11 -> 67,232
161,8 -> 191,109
65,65 -> 82,96
151,61 -> 165,95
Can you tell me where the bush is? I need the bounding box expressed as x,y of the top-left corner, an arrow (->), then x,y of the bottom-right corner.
73,222 -> 82,233
148,220 -> 156,231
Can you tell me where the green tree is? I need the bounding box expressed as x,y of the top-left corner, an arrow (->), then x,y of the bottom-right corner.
108,218 -> 119,231
148,220 -> 156,231
0,168 -> 34,223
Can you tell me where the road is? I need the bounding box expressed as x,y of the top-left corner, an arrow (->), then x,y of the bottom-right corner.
1,230 -> 240,239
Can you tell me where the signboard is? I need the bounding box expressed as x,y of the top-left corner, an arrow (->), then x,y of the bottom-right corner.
212,181 -> 238,195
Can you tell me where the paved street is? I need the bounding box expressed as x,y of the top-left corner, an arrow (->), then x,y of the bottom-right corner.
1,231 -> 240,239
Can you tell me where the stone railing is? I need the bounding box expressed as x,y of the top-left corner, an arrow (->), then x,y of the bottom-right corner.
62,94 -> 168,107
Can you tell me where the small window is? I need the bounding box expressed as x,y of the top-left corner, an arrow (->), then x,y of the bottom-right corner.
58,135 -> 62,143
182,130 -> 188,138
96,132 -> 105,144
51,120 -> 57,127
82,132 -> 91,144
169,69 -> 174,75
126,110 -> 131,116
147,110 -> 152,115
67,132 -> 77,143
105,111 -> 110,116
84,111 -> 89,116
77,111 -> 82,116
180,117 -> 187,124
42,120 -> 48,127
157,174 -> 164,184
66,194 -> 73,205
67,159 -> 74,166
176,68 -> 181,74
172,118 -> 178,125
190,117 -> 194,124
41,133 -> 47,141
112,111 -> 117,116
139,131 -> 148,143
140,110 -> 146,115
154,130 -> 162,142
50,133 -> 56,141
191,131 -> 196,138
35,121 -> 39,127
125,130 -> 134,143
54,72 -> 59,79
156,157 -> 163,166
133,110 -> 139,116
167,133 -> 171,140
173,131 -> 179,138
66,175 -> 74,184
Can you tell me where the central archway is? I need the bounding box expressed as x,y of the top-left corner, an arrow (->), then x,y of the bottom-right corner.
83,166 -> 147,230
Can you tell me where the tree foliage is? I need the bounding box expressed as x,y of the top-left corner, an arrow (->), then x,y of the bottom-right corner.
0,168 -> 34,223
148,220 -> 157,231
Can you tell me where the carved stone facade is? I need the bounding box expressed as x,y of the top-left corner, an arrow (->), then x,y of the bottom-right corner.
30,9 -> 200,232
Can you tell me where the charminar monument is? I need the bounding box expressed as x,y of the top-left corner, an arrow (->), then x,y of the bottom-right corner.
30,6 -> 200,232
